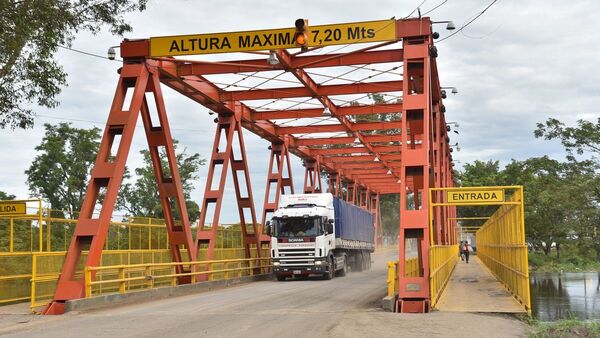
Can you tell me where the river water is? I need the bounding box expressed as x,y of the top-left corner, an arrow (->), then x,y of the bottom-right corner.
530,272 -> 600,321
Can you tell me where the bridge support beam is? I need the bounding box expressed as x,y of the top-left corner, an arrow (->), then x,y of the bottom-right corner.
397,34 -> 433,313
196,110 -> 262,276
260,141 -> 294,242
43,63 -> 196,314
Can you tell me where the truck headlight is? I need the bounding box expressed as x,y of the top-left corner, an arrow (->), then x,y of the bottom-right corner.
314,261 -> 322,266
273,262 -> 281,266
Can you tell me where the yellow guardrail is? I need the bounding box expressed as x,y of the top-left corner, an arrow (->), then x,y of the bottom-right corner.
84,257 -> 272,298
386,257 -> 420,298
429,245 -> 459,308
0,200 -> 249,309
387,261 -> 398,297
476,187 -> 531,314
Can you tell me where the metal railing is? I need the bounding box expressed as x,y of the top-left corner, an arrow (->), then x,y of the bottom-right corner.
429,245 -> 459,308
476,187 -> 531,314
84,258 -> 272,298
386,257 -> 420,298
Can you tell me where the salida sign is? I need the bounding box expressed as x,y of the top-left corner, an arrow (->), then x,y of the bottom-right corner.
446,189 -> 504,204
149,19 -> 396,56
0,202 -> 26,216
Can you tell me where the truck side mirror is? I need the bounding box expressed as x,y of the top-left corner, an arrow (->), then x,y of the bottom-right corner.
266,222 -> 272,236
326,221 -> 334,234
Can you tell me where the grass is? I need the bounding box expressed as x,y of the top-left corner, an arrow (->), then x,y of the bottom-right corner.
527,319 -> 600,338
528,246 -> 600,273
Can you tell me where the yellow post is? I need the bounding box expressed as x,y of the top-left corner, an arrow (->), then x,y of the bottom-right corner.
9,218 -> 13,253
38,200 -> 43,252
30,253 -> 37,309
84,266 -> 92,298
145,265 -> 153,289
387,261 -> 396,297
519,186 -> 531,314
119,267 -> 125,293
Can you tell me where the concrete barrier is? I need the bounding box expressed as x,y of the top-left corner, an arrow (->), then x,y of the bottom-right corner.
65,274 -> 272,312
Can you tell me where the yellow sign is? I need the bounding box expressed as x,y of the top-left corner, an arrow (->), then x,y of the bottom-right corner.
150,19 -> 397,57
447,190 -> 505,204
0,202 -> 26,216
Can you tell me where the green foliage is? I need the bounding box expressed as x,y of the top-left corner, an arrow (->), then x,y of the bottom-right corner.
535,117 -> 600,160
380,194 -> 399,238
25,123 -> 101,218
0,0 -> 148,129
117,141 -> 205,223
454,160 -> 505,227
457,117 -> 600,267
528,319 -> 600,338
0,191 -> 16,200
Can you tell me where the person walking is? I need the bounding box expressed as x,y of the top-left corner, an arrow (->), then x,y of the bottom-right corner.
461,241 -> 471,264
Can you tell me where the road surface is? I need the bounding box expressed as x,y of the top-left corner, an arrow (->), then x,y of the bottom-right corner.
0,250 -> 527,337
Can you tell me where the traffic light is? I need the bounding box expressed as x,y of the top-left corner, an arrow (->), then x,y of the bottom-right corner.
294,18 -> 309,51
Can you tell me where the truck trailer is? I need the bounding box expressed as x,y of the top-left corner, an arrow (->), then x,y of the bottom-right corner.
266,193 -> 375,281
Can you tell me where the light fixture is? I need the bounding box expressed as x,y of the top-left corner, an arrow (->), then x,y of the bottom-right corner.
107,46 -> 117,60
431,20 -> 456,31
387,169 -> 392,175
441,86 -> 458,95
267,51 -> 279,65
353,137 -> 361,144
322,106 -> 332,117
373,157 -> 380,162
397,179 -> 401,183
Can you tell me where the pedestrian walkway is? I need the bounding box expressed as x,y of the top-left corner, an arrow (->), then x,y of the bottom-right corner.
435,255 -> 526,313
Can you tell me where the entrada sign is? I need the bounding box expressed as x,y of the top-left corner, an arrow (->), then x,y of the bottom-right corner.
0,202 -> 27,216
447,190 -> 504,204
149,19 -> 396,57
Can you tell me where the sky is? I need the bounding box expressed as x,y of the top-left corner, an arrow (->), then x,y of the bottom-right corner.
1,0 -> 599,223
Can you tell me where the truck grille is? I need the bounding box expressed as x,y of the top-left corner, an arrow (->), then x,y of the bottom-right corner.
277,248 -> 316,266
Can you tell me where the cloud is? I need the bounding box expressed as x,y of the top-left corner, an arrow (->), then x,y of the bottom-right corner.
1,0 -> 599,223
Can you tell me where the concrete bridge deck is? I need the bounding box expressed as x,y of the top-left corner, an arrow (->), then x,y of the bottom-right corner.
436,256 -> 526,313
0,251 -> 527,338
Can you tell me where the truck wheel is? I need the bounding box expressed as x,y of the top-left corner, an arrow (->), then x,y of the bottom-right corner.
354,254 -> 363,272
362,252 -> 370,271
366,252 -> 372,270
323,256 -> 334,280
337,255 -> 347,277
276,275 -> 287,281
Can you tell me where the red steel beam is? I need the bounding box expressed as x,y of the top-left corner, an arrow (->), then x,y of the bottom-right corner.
252,103 -> 403,120
276,121 -> 402,135
177,49 -> 403,75
222,80 -> 403,101
294,134 -> 402,146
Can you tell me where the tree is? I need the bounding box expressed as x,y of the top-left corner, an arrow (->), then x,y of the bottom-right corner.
454,160 -> 506,227
117,141 -> 205,223
26,123 -> 101,218
535,117 -> 600,161
0,191 -> 16,200
0,0 -> 148,129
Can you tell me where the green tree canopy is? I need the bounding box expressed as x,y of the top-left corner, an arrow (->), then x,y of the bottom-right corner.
25,123 -> 101,217
0,191 -> 16,200
535,117 -> 600,161
117,142 -> 205,223
0,0 -> 147,129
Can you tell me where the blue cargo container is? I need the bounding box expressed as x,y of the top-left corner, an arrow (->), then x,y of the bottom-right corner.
333,197 -> 375,244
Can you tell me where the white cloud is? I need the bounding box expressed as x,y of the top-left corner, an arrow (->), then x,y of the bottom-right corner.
2,0 -> 599,222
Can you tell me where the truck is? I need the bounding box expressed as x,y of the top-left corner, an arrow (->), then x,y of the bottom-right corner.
266,193 -> 375,281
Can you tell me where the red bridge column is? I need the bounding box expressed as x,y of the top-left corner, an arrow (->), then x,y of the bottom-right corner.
397,31 -> 434,313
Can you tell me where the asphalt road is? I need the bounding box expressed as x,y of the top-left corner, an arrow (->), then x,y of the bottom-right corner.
1,250 -> 395,338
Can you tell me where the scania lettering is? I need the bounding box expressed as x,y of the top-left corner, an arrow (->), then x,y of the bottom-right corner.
266,193 -> 375,281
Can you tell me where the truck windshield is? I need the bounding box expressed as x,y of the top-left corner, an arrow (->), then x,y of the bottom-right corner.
273,217 -> 321,237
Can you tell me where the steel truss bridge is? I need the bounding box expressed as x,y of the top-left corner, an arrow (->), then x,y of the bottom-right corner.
43,17 -> 460,314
